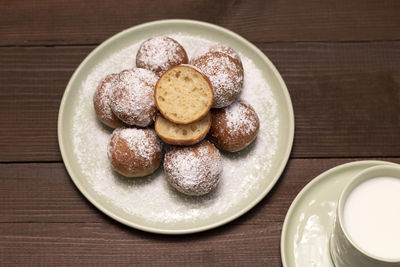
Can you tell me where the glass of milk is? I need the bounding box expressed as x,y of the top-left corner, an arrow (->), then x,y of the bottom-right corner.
330,165 -> 400,267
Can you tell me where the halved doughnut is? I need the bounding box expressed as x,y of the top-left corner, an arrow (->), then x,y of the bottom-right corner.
155,113 -> 211,145
155,65 -> 213,124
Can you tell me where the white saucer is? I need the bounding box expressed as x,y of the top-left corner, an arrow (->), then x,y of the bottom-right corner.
280,160 -> 396,266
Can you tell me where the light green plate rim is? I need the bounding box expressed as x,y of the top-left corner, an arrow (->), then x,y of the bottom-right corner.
58,19 -> 294,234
280,160 -> 396,266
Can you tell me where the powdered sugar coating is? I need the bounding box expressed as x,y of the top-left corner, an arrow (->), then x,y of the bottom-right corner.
209,101 -> 260,152
191,52 -> 244,108
111,68 -> 158,127
72,33 -> 279,223
225,100 -> 258,135
118,128 -> 161,162
164,141 -> 222,196
192,44 -> 243,68
93,73 -> 124,128
108,128 -> 162,177
136,36 -> 188,76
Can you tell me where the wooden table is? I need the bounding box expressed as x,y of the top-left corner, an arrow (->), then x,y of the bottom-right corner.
1,1 -> 399,266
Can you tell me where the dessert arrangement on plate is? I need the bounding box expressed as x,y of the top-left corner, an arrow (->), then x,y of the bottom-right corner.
59,20 -> 294,234
93,36 -> 260,196
67,24 -> 284,228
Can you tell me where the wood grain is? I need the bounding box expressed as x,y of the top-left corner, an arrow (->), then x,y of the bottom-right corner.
1,158 -> 399,266
0,46 -> 92,162
0,223 -> 280,266
1,42 -> 399,161
2,158 -> 400,224
0,0 -> 399,45
262,42 -> 400,157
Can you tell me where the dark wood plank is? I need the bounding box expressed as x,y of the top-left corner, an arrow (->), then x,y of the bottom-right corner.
261,42 -> 400,157
1,158 -> 400,266
0,222 -> 279,266
0,0 -> 399,45
0,46 -> 93,162
1,42 -> 399,161
0,161 -> 285,224
2,159 -> 400,224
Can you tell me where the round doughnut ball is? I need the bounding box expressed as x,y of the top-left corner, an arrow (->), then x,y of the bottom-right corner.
111,68 -> 158,127
208,100 -> 260,152
191,51 -> 244,108
93,73 -> 124,128
164,140 -> 222,196
108,128 -> 162,178
136,36 -> 188,76
192,43 -> 243,71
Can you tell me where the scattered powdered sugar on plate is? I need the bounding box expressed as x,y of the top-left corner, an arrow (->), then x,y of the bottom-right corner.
72,33 -> 279,223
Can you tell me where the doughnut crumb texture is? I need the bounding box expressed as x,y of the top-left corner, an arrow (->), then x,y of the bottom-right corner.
164,140 -> 222,196
155,65 -> 213,124
155,113 -> 211,146
136,36 -> 188,76
108,128 -> 163,178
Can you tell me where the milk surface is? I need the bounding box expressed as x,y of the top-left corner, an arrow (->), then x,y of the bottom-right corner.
344,177 -> 400,260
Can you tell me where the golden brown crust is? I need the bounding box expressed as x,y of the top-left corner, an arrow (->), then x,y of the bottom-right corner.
208,101 -> 260,152
93,73 -> 125,129
155,113 -> 211,146
154,65 -> 214,125
108,128 -> 162,178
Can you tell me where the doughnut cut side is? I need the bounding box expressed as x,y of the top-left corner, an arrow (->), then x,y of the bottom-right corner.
155,65 -> 213,124
155,113 -> 211,146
